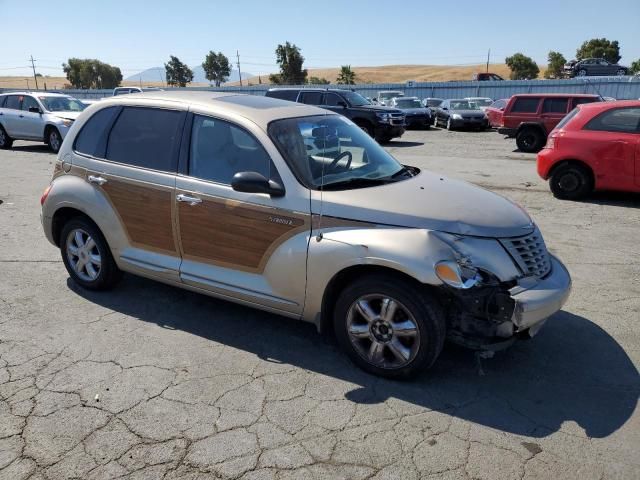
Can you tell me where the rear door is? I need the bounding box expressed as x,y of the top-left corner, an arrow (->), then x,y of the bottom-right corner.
73,105 -> 186,280
1,95 -> 23,137
175,112 -> 310,315
540,97 -> 569,132
583,106 -> 640,189
507,96 -> 541,128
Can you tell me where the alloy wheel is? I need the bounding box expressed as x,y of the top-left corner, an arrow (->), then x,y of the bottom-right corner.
346,294 -> 420,369
49,130 -> 61,152
66,228 -> 102,282
0,129 -> 6,146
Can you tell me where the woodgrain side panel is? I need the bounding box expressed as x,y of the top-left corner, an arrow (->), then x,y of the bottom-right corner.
101,179 -> 176,253
179,196 -> 308,272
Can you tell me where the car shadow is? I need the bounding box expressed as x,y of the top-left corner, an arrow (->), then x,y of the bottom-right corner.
67,275 -> 639,439
582,191 -> 640,208
10,144 -> 53,154
385,141 -> 424,147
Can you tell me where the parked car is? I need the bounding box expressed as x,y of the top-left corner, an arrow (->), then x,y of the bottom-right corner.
563,58 -> 628,77
497,94 -> 602,153
537,100 -> 640,199
422,98 -> 444,110
112,87 -> 164,96
265,88 -> 405,143
376,90 -> 404,106
0,92 -> 86,153
40,91 -> 570,378
472,73 -> 504,81
433,99 -> 489,130
484,98 -> 509,128
389,96 -> 431,129
465,97 -> 494,111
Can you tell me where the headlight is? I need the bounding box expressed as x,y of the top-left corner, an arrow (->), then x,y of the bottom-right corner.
452,113 -> 463,120
435,260 -> 482,289
376,112 -> 391,122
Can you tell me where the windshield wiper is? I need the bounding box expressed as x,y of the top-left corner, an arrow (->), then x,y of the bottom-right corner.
321,177 -> 392,191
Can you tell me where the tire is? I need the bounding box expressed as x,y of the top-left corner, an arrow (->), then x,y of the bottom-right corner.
333,275 -> 446,379
433,115 -> 439,128
60,217 -> 122,290
516,128 -> 545,153
0,125 -> 13,149
577,69 -> 587,77
47,127 -> 62,153
549,164 -> 593,200
616,68 -> 627,76
446,117 -> 453,130
376,136 -> 392,144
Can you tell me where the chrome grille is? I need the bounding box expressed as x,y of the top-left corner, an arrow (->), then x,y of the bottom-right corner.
390,113 -> 405,125
500,231 -> 551,278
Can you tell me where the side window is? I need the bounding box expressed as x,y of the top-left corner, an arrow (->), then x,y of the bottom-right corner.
21,96 -> 40,112
0,96 -> 6,108
74,107 -> 121,158
299,91 -> 322,105
267,90 -> 298,101
323,93 -> 344,107
189,115 -> 279,185
584,108 -> 640,134
511,98 -> 540,113
542,98 -> 568,114
106,107 -> 183,171
5,95 -> 21,110
573,97 -> 599,107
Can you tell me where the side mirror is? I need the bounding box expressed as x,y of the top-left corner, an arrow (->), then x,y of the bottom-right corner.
441,106 -> 448,110
28,106 -> 41,114
231,171 -> 285,197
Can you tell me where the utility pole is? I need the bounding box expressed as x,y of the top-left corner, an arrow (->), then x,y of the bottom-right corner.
486,49 -> 490,73
236,50 -> 243,87
30,55 -> 39,90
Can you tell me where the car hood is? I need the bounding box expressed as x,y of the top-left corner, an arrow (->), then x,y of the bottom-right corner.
48,111 -> 83,121
316,171 -> 534,238
401,108 -> 430,115
450,109 -> 485,117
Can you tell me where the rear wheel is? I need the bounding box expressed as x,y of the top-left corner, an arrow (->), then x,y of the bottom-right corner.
334,275 -> 446,379
47,127 -> 62,153
577,69 -> 587,77
60,217 -> 122,290
516,128 -> 545,153
549,164 -> 593,200
0,126 -> 13,149
616,68 -> 627,76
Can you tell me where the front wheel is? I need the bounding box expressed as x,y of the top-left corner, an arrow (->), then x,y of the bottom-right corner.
333,275 -> 446,379
0,126 -> 13,149
549,164 -> 593,200
577,69 -> 587,77
47,128 -> 62,153
60,217 -> 122,290
446,117 -> 453,130
516,128 -> 545,153
616,68 -> 627,76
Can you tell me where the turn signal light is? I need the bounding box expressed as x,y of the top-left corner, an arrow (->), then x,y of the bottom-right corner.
40,185 -> 52,206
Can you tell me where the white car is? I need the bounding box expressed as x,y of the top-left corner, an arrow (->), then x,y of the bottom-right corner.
0,92 -> 86,152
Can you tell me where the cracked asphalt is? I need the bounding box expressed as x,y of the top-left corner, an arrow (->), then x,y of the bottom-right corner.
0,128 -> 639,479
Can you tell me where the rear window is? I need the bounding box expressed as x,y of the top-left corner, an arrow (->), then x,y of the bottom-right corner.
511,97 -> 540,113
542,98 -> 568,114
106,107 -> 184,172
584,107 -> 640,133
266,90 -> 298,101
554,108 -> 580,130
74,107 -> 121,158
299,91 -> 322,105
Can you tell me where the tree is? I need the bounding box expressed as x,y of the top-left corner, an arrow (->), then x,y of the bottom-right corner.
62,58 -> 123,89
576,38 -> 621,63
505,53 -> 540,80
544,51 -> 566,79
308,76 -> 330,85
202,51 -> 231,87
164,55 -> 193,87
273,42 -> 307,85
630,59 -> 640,75
336,65 -> 356,85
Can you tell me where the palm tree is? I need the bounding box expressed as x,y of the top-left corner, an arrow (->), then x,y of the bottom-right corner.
337,65 -> 356,85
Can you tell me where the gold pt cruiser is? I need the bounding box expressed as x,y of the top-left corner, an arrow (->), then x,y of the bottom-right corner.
41,92 -> 571,378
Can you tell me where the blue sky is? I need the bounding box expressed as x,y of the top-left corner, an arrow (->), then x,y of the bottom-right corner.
1,0 -> 639,78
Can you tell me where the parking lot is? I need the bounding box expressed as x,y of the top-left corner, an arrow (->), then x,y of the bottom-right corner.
1,127 -> 638,479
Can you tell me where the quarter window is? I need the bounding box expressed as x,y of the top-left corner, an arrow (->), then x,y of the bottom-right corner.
5,95 -> 21,110
584,108 -> 640,134
189,115 -> 278,185
511,98 -> 540,113
74,107 -> 121,158
299,91 -> 322,105
542,98 -> 568,114
106,107 -> 183,172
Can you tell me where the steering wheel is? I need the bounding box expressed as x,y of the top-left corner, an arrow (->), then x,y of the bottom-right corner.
328,151 -> 352,172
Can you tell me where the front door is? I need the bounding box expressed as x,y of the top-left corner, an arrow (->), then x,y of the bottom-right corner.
175,114 -> 310,316
19,96 -> 45,140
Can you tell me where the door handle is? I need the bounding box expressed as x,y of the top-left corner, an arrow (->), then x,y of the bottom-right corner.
88,175 -> 107,186
19,114 -> 24,118
176,193 -> 202,206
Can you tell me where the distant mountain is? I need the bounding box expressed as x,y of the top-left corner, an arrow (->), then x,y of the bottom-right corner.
125,66 -> 255,85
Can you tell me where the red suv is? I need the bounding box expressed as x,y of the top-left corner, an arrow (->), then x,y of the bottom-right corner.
537,100 -> 640,199
498,94 -> 602,153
